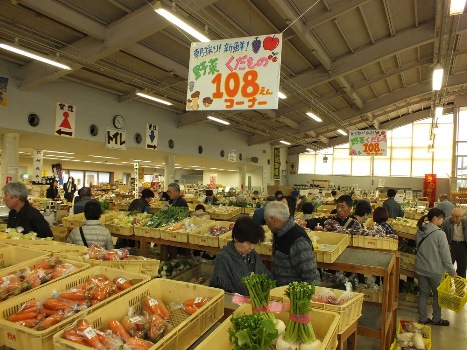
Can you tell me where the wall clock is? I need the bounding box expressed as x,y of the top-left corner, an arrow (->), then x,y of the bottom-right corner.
168,139 -> 175,149
134,132 -> 143,144
28,113 -> 40,127
89,124 -> 98,137
113,115 -> 125,129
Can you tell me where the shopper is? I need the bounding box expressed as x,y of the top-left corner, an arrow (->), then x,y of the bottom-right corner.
167,183 -> 188,208
308,195 -> 356,229
128,189 -> 154,214
274,190 -> 283,200
281,195 -> 297,218
351,200 -> 373,231
373,207 -> 394,235
190,204 -> 210,219
3,182 -> 53,238
63,177 -> 77,203
211,217 -> 271,295
436,194 -> 455,218
203,189 -> 218,205
441,207 -> 467,278
415,207 -> 457,326
252,196 -> 276,225
46,180 -> 60,200
301,201 -> 315,229
383,189 -> 404,218
265,201 -> 320,287
73,187 -> 98,214
67,200 -> 113,249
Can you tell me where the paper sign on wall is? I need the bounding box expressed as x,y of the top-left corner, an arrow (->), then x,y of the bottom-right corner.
228,149 -> 236,162
33,150 -> 43,183
55,102 -> 75,137
106,129 -> 126,150
273,148 -> 280,180
187,34 -> 282,111
146,123 -> 158,150
349,130 -> 387,156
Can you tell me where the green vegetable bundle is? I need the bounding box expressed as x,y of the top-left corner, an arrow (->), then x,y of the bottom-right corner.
146,207 -> 189,228
284,281 -> 316,344
228,313 -> 278,350
242,274 -> 276,322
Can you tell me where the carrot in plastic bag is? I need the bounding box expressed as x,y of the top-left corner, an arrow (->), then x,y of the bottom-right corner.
76,319 -> 107,350
182,304 -> 198,315
7,275 -> 23,296
58,289 -> 88,300
125,337 -> 155,350
147,313 -> 172,343
113,277 -> 132,290
183,297 -> 209,309
34,256 -> 60,270
43,297 -> 76,311
16,318 -> 40,328
50,263 -> 77,280
143,296 -> 170,319
108,319 -> 131,343
22,273 -> 42,291
64,328 -> 86,345
35,312 -> 65,330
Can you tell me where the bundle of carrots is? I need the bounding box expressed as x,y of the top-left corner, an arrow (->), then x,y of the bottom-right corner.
182,297 -> 210,315
0,257 -> 78,301
7,273 -> 136,331
63,296 -> 174,349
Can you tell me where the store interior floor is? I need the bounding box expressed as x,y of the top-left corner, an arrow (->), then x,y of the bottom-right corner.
357,301 -> 466,349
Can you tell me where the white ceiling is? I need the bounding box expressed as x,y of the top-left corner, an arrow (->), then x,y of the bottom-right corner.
1,0 -> 466,159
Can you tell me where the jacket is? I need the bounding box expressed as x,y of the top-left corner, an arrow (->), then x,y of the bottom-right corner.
415,222 -> 456,277
441,217 -> 467,244
7,201 -> 53,238
170,196 -> 188,208
436,200 -> 455,218
128,198 -> 149,213
210,241 -> 271,296
67,220 -> 114,250
383,198 -> 404,218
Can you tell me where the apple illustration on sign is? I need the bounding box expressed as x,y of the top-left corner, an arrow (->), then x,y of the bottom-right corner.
263,35 -> 279,51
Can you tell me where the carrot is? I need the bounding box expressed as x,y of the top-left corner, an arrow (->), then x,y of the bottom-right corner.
182,304 -> 198,315
144,296 -> 170,319
22,274 -> 41,290
89,274 -> 108,284
108,319 -> 131,343
16,318 -> 40,328
183,297 -> 209,308
125,337 -> 154,349
76,319 -> 91,332
64,329 -> 86,345
91,287 -> 108,301
122,315 -> 138,336
8,312 -> 38,322
113,277 -> 132,290
75,319 -> 106,350
50,263 -> 76,280
43,298 -> 76,311
147,313 -> 172,342
58,289 -> 88,300
35,312 -> 65,330
34,257 -> 60,270
7,275 -> 22,296
43,308 -> 58,317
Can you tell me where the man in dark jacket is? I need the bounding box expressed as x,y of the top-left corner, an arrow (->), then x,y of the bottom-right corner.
264,201 -> 320,286
3,181 -> 52,238
167,183 -> 188,208
383,189 -> 404,218
128,189 -> 154,213
441,207 -> 467,278
73,187 -> 98,214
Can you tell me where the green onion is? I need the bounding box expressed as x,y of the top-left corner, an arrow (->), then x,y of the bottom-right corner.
242,274 -> 276,322
284,281 -> 316,343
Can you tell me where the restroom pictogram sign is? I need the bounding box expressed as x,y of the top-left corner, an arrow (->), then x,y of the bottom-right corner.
55,102 -> 75,137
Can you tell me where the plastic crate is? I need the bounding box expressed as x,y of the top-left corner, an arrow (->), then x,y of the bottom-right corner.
389,320 -> 432,350
50,226 -> 70,242
193,303 -> 340,350
219,232 -> 232,249
160,219 -> 214,243
399,252 -> 416,272
437,274 -> 467,312
0,245 -> 50,271
3,240 -> 88,256
309,231 -> 350,263
207,207 -> 241,220
84,256 -> 160,278
188,221 -> 230,247
0,257 -> 89,301
62,213 -> 85,229
352,235 -> 398,251
0,266 -> 150,350
108,224 -> 134,236
255,230 -> 273,255
53,279 -> 225,350
270,285 -> 363,334
173,262 -> 215,286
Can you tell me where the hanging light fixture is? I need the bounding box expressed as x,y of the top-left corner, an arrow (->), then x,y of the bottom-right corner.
207,116 -> 230,125
306,112 -> 322,122
337,129 -> 347,136
280,140 -> 291,145
450,0 -> 466,15
154,1 -> 210,42
323,155 -> 328,163
278,91 -> 287,99
432,64 -> 444,90
136,92 -> 173,105
0,43 -> 71,70
435,106 -> 443,119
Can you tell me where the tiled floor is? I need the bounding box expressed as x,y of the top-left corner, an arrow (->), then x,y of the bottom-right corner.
357,301 -> 467,349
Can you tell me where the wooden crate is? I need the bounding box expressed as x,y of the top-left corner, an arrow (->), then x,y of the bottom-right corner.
53,279 -> 224,350
271,286 -> 364,334
352,235 -> 398,251
0,266 -> 150,350
193,303 -> 340,350
309,231 -> 350,263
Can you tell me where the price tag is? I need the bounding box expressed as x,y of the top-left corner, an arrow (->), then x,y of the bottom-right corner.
116,278 -> 126,284
130,316 -> 143,323
149,297 -> 159,306
194,297 -> 203,303
83,326 -> 97,339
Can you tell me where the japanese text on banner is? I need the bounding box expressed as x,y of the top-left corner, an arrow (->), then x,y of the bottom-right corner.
349,130 -> 387,156
273,148 -> 280,180
187,34 -> 282,111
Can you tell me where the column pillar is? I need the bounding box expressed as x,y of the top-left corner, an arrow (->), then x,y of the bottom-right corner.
1,133 -> 19,185
164,155 -> 175,187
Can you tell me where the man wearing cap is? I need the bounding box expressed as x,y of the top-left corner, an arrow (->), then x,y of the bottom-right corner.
252,196 -> 277,225
441,207 -> 467,278
204,189 -> 218,205
436,194 -> 455,218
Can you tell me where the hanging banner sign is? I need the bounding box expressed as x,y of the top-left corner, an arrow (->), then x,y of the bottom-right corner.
228,148 -> 237,162
424,174 -> 437,207
349,130 -> 387,156
146,123 -> 158,150
209,174 -> 217,189
106,129 -> 126,150
273,147 -> 280,180
0,77 -> 9,107
187,34 -> 282,111
33,150 -> 43,183
55,102 -> 76,137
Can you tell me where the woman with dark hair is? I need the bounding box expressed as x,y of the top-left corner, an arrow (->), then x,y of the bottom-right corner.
274,190 -> 283,200
415,208 -> 457,326
281,195 -> 297,218
128,188 -> 154,214
63,177 -> 76,203
352,200 -> 373,230
204,190 -> 218,205
211,217 -> 271,295
373,206 -> 394,235
46,180 -> 60,200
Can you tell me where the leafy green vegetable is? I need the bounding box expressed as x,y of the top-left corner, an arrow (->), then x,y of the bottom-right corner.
146,207 -> 189,228
228,313 -> 278,350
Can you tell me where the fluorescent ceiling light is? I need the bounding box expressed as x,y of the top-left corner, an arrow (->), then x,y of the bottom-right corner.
306,148 -> 313,152
280,140 -> 291,145
432,64 -> 443,91
450,0 -> 466,15
306,112 -> 322,122
71,159 -> 80,162
0,43 -> 71,70
154,1 -> 210,42
89,155 -> 120,160
337,129 -> 347,136
136,92 -> 173,105
44,150 -> 75,155
278,91 -> 287,99
210,168 -> 218,170
435,106 -> 443,119
207,116 -> 230,125
83,160 -> 92,163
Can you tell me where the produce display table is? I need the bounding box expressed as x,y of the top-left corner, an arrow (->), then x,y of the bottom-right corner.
319,248 -> 398,350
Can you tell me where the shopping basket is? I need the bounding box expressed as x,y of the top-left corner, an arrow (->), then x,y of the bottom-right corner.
437,273 -> 467,313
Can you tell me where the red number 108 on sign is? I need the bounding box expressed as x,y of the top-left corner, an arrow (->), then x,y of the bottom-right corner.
363,142 -> 381,154
212,70 -> 259,98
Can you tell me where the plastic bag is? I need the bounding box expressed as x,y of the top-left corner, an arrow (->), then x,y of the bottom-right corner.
336,281 -> 353,305
312,288 -> 338,304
